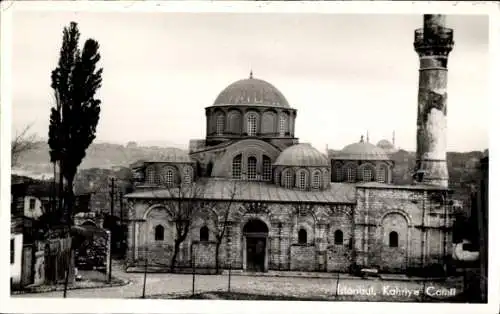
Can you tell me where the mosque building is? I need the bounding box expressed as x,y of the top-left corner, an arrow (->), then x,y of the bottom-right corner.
124,15 -> 456,274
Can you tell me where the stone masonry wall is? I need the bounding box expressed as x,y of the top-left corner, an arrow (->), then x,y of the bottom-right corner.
126,191 -> 450,274
290,244 -> 316,271
354,186 -> 453,272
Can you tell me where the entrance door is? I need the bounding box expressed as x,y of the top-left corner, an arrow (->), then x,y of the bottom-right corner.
246,237 -> 266,272
243,219 -> 269,272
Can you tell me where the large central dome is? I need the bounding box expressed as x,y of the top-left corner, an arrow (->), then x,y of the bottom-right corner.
213,74 -> 290,108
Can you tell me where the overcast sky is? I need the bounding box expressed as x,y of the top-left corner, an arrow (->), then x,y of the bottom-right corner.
11,12 -> 489,152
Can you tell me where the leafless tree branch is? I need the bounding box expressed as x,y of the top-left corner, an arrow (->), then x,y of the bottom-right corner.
11,123 -> 39,167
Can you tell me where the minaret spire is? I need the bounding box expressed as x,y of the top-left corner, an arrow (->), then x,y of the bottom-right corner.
366,130 -> 370,143
413,14 -> 454,187
249,69 -> 253,79
392,130 -> 395,146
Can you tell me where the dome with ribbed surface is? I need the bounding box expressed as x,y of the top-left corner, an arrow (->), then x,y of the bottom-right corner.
213,75 -> 290,108
333,142 -> 389,161
274,143 -> 329,167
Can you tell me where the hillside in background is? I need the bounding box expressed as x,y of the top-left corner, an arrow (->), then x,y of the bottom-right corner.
13,141 -> 187,178
13,141 -> 485,211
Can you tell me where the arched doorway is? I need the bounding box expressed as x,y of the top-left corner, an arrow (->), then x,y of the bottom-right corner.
242,219 -> 269,272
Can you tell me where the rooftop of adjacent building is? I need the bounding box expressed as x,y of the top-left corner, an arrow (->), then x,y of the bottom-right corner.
331,135 -> 391,161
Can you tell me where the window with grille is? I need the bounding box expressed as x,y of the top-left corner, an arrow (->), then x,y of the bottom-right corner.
279,114 -> 287,136
312,171 -> 321,189
345,167 -> 356,182
29,198 -> 36,210
165,168 -> 175,186
362,167 -> 373,182
262,156 -> 272,181
247,114 -> 257,136
146,166 -> 156,185
232,155 -> 242,179
283,170 -> 293,188
377,166 -> 387,183
335,165 -> 343,182
155,225 -> 164,241
216,114 -> 225,135
389,231 -> 398,247
334,230 -> 343,245
248,156 -> 257,180
298,171 -> 307,190
298,229 -> 307,244
200,226 -> 209,242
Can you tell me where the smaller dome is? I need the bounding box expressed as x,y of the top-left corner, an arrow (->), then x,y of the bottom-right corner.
334,142 -> 389,161
274,143 -> 329,167
150,147 -> 193,163
377,139 -> 394,150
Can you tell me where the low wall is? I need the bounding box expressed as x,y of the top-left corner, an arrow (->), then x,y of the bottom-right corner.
290,244 -> 316,271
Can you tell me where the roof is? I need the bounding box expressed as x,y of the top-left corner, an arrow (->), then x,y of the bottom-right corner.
131,147 -> 193,168
211,75 -> 290,108
274,143 -> 329,167
11,179 -> 53,198
356,182 -> 450,191
125,179 -> 356,204
332,142 -> 390,161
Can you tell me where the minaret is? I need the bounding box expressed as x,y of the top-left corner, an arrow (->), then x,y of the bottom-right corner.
413,15 -> 454,188
392,130 -> 395,147
366,131 -> 370,143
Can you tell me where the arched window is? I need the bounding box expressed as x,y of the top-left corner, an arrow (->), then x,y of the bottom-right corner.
283,170 -> 293,188
298,171 -> 307,190
247,156 -> 257,180
389,231 -> 398,247
200,226 -> 209,242
146,166 -> 156,185
232,154 -> 242,179
345,166 -> 356,183
334,164 -> 343,182
216,114 -> 225,135
362,167 -> 373,182
247,114 -> 257,136
334,230 -> 343,245
279,114 -> 287,136
165,168 -> 175,186
377,166 -> 387,183
311,171 -> 321,189
155,225 -> 164,241
298,229 -> 307,244
262,156 -> 272,181
183,166 -> 192,184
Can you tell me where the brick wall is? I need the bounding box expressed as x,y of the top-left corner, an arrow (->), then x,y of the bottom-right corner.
192,241 -> 216,268
290,244 -> 316,271
355,186 -> 453,272
327,244 -> 351,272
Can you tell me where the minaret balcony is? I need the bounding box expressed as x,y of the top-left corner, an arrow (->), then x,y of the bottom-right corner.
414,28 -> 454,54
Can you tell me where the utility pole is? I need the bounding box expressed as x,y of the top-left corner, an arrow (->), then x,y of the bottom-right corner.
108,177 -> 115,283
110,177 -> 115,218
119,191 -> 123,225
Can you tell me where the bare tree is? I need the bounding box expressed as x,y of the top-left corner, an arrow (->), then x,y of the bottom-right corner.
165,181 -> 207,272
213,181 -> 240,274
11,124 -> 39,167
